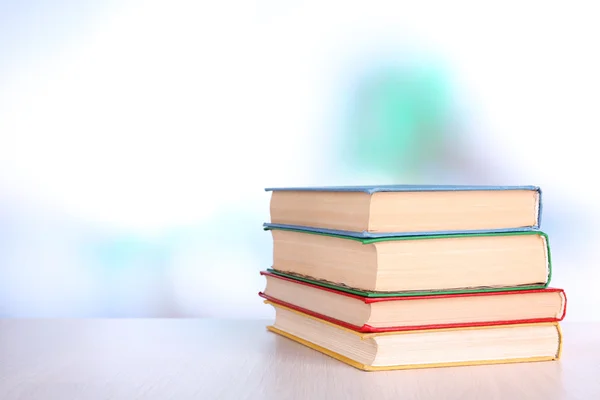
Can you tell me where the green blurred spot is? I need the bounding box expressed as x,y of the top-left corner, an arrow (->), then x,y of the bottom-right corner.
345,63 -> 454,175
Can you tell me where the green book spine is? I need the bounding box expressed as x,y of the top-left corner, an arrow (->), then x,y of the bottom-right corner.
264,228 -> 552,297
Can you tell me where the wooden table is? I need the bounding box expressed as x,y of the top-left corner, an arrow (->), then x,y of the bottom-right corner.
0,320 -> 597,399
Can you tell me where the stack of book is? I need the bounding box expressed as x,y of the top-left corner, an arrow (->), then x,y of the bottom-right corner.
259,185 -> 566,371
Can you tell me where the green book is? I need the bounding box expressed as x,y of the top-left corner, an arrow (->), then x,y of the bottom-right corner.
265,226 -> 551,296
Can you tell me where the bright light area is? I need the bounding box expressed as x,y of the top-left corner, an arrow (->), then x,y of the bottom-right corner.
0,0 -> 599,318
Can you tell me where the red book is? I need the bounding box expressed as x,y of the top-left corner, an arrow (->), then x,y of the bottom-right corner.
259,271 -> 567,333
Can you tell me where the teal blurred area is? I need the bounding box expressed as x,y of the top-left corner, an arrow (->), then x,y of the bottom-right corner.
0,1 -> 598,319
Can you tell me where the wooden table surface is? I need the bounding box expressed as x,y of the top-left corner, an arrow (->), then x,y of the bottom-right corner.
0,320 -> 598,399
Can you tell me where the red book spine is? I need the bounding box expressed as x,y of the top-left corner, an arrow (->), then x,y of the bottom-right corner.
259,292 -> 567,333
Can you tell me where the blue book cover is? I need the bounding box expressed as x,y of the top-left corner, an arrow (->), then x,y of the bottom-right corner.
264,185 -> 542,238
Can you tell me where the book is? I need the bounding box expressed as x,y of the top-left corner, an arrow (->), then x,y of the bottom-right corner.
266,227 -> 551,293
259,271 -> 566,332
265,185 -> 541,237
266,301 -> 562,371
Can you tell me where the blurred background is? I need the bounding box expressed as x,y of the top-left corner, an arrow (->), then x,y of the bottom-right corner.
0,1 -> 598,320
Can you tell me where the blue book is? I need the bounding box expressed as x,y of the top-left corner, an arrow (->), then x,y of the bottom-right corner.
264,185 -> 541,238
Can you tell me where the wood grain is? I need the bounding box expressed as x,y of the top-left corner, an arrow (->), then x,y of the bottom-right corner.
0,320 -> 597,399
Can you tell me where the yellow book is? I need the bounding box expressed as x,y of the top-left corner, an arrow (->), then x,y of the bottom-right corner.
266,301 -> 562,371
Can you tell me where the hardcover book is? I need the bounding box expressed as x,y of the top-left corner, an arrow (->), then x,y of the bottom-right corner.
265,185 -> 542,237
266,227 -> 551,293
266,301 -> 562,371
259,271 -> 566,332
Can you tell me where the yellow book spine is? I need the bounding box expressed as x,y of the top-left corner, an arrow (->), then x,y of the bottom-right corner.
267,326 -> 561,372
265,301 -> 563,371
